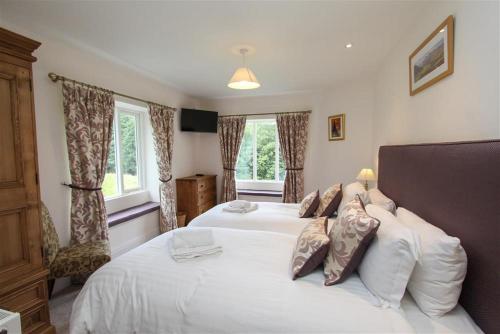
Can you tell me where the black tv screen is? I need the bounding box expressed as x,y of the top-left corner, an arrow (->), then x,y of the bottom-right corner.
181,108 -> 218,133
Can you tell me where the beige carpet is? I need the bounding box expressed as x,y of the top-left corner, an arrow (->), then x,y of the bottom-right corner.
49,285 -> 81,334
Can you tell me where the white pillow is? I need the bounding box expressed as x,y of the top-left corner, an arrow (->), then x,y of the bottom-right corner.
396,207 -> 467,317
338,182 -> 368,214
367,188 -> 396,214
358,204 -> 421,308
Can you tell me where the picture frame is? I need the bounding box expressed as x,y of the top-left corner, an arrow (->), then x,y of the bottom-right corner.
328,114 -> 345,141
409,15 -> 454,96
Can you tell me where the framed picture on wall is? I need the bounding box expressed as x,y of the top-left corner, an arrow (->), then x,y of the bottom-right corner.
409,15 -> 454,96
328,114 -> 345,141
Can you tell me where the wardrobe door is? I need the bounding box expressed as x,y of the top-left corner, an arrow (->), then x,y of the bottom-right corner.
0,60 -> 43,285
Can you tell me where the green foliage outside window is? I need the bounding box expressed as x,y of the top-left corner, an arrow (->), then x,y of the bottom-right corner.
119,114 -> 138,176
103,111 -> 140,197
236,120 -> 285,181
236,123 -> 253,180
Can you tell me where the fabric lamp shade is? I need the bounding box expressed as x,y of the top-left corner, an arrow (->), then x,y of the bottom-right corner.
227,67 -> 261,90
357,168 -> 376,181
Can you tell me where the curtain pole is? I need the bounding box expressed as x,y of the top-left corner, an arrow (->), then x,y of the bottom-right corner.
48,72 -> 176,110
218,110 -> 311,118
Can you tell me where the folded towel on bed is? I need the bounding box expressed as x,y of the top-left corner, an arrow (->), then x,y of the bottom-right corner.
169,244 -> 222,262
222,202 -> 259,213
169,229 -> 222,262
228,200 -> 252,209
172,228 -> 215,249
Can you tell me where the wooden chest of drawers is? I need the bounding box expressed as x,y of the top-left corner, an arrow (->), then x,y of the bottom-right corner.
176,175 -> 217,225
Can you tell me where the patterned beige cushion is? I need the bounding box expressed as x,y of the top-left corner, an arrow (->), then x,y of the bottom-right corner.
40,202 -> 60,267
324,195 -> 380,285
298,190 -> 320,218
315,184 -> 343,217
291,217 -> 330,279
49,240 -> 111,280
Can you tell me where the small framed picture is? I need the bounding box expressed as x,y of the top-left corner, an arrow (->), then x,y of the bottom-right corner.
409,15 -> 454,96
328,114 -> 345,141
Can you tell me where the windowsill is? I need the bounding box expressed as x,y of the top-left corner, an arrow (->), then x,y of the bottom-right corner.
108,201 -> 160,227
236,180 -> 284,192
237,189 -> 283,198
105,190 -> 150,214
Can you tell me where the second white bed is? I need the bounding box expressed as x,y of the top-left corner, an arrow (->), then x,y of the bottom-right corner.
188,201 -> 313,235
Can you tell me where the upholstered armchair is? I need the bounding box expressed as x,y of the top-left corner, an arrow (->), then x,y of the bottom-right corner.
40,202 -> 111,297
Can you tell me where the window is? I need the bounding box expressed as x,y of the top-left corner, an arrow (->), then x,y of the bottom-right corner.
102,101 -> 146,199
236,119 -> 285,191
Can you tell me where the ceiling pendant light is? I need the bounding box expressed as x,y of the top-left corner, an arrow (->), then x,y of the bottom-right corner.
228,48 -> 260,90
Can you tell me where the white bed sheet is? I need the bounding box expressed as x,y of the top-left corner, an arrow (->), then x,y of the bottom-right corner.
70,228 -> 481,334
189,201 -> 312,235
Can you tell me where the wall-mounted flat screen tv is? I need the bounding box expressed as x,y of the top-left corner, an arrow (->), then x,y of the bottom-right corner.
181,108 -> 218,133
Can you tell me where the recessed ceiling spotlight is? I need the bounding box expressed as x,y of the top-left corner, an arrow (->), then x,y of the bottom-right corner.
345,43 -> 353,49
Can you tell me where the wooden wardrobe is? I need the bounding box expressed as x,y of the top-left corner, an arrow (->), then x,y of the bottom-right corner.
0,28 -> 54,333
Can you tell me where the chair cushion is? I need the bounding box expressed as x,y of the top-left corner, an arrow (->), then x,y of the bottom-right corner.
40,202 -> 59,267
49,240 -> 111,279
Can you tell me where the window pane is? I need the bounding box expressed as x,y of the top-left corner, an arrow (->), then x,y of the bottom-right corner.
102,128 -> 118,197
236,122 -> 254,180
119,113 -> 140,191
279,152 -> 286,181
256,122 -> 276,181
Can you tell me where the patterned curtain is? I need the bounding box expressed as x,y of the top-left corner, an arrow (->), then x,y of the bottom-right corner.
148,103 -> 177,233
63,82 -> 114,244
277,113 -> 309,203
218,116 -> 247,202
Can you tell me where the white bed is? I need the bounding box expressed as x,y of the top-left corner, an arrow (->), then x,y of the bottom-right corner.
70,227 -> 481,334
188,201 -> 314,235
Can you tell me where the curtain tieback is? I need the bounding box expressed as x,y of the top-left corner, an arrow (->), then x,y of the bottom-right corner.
223,167 -> 236,171
159,176 -> 173,183
62,183 -> 102,191
285,168 -> 303,171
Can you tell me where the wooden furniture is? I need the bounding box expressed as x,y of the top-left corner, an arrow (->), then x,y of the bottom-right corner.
176,175 -> 216,224
0,28 -> 54,333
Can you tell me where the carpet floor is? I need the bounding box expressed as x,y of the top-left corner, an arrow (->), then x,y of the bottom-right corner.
49,285 -> 81,334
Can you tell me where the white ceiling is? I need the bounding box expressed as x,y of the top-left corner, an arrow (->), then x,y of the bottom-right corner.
1,1 -> 427,99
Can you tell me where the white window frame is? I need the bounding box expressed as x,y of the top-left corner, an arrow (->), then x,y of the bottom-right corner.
236,118 -> 284,192
104,100 -> 147,203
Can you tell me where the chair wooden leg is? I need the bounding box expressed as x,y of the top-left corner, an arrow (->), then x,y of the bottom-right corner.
48,279 -> 55,299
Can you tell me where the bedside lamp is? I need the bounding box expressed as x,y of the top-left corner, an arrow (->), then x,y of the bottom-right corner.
356,168 -> 376,190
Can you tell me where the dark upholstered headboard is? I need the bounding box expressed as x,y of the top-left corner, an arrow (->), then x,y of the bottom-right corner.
378,140 -> 500,334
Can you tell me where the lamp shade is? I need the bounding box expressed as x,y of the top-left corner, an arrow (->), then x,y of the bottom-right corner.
227,67 -> 261,90
356,168 -> 376,181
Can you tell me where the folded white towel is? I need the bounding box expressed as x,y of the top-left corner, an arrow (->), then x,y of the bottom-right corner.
228,200 -> 252,209
222,202 -> 259,214
172,229 -> 214,249
169,242 -> 222,262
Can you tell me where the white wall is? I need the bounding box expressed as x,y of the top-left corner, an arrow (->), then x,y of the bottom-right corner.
372,0 -> 500,168
0,21 -> 207,272
197,78 -> 376,201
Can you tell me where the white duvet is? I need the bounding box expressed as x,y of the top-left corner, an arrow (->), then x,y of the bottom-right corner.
70,228 -> 481,334
189,202 -> 313,235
